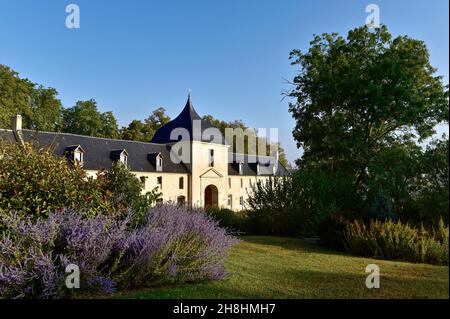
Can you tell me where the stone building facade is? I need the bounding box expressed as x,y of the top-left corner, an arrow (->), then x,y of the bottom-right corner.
1,96 -> 286,211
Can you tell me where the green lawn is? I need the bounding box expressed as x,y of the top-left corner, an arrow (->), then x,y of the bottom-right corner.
115,236 -> 449,299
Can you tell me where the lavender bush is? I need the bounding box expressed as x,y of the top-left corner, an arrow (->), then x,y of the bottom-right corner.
0,206 -> 238,298
0,211 -> 128,298
113,205 -> 239,288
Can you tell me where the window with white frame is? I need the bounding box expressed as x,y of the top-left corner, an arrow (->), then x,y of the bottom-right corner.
227,195 -> 233,209
73,147 -> 84,166
239,162 -> 243,175
66,145 -> 85,166
120,152 -> 128,165
156,154 -> 163,171
74,150 -> 83,165
239,196 -> 244,207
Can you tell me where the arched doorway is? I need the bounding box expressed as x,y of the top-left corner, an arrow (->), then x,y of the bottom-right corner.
204,185 -> 218,208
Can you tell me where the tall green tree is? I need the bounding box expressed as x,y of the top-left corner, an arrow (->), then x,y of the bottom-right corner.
121,119 -> 146,141
0,64 -> 62,131
288,25 -> 448,189
121,107 -> 171,142
102,161 -> 161,215
146,107 -> 170,131
412,137 -> 449,223
28,85 -> 63,131
62,99 -> 120,138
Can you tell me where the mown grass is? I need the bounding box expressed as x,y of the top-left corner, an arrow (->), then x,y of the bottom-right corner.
114,236 -> 449,299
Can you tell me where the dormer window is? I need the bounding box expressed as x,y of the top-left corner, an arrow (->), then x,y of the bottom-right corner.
272,165 -> 277,176
156,154 -> 163,171
256,163 -> 260,175
65,145 -> 85,166
74,149 -> 83,164
148,152 -> 163,172
110,149 -> 128,166
120,152 -> 128,165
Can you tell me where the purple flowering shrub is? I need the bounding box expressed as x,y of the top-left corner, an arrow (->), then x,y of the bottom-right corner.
0,206 -> 238,298
0,212 -> 128,298
113,205 -> 239,288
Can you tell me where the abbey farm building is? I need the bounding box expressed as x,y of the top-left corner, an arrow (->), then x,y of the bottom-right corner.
0,96 -> 287,210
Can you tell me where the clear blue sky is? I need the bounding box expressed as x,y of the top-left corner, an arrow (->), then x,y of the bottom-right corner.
1,0 -> 448,163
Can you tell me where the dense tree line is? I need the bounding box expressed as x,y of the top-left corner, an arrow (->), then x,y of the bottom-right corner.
202,114 -> 289,167
0,64 -> 287,165
0,65 -> 62,131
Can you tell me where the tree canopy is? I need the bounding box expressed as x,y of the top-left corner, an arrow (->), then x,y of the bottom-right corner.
289,25 -> 448,178
120,107 -> 170,142
62,99 -> 120,138
288,25 -> 449,223
0,64 -> 62,132
202,114 -> 289,167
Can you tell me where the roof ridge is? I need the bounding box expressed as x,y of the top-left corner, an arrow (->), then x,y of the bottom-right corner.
21,129 -> 163,146
230,152 -> 275,158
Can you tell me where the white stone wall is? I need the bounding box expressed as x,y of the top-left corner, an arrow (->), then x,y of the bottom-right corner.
227,175 -> 270,211
85,151 -> 272,211
85,169 -> 189,205
190,141 -> 229,208
134,171 -> 189,204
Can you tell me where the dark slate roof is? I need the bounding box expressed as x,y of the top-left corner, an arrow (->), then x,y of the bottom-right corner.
109,149 -> 127,161
0,129 -> 15,143
228,153 -> 288,176
15,130 -> 189,173
150,95 -> 227,145
1,130 -> 287,176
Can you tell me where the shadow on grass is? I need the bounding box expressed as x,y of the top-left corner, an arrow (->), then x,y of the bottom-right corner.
241,235 -> 348,257
106,236 -> 449,299
114,266 -> 448,299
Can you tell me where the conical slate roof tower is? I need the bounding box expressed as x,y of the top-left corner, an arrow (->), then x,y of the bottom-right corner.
150,94 -> 225,144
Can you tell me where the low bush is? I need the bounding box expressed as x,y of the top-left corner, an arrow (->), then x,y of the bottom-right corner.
101,161 -> 161,218
0,141 -> 112,218
0,141 -> 161,219
113,206 -> 239,288
246,171 -> 359,243
205,207 -> 247,234
0,211 -> 125,298
344,219 -> 449,265
244,208 -> 305,237
0,206 -> 238,298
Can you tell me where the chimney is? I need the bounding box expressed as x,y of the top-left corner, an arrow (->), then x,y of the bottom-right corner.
270,144 -> 279,175
11,114 -> 22,131
11,115 -> 24,144
270,144 -> 279,163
